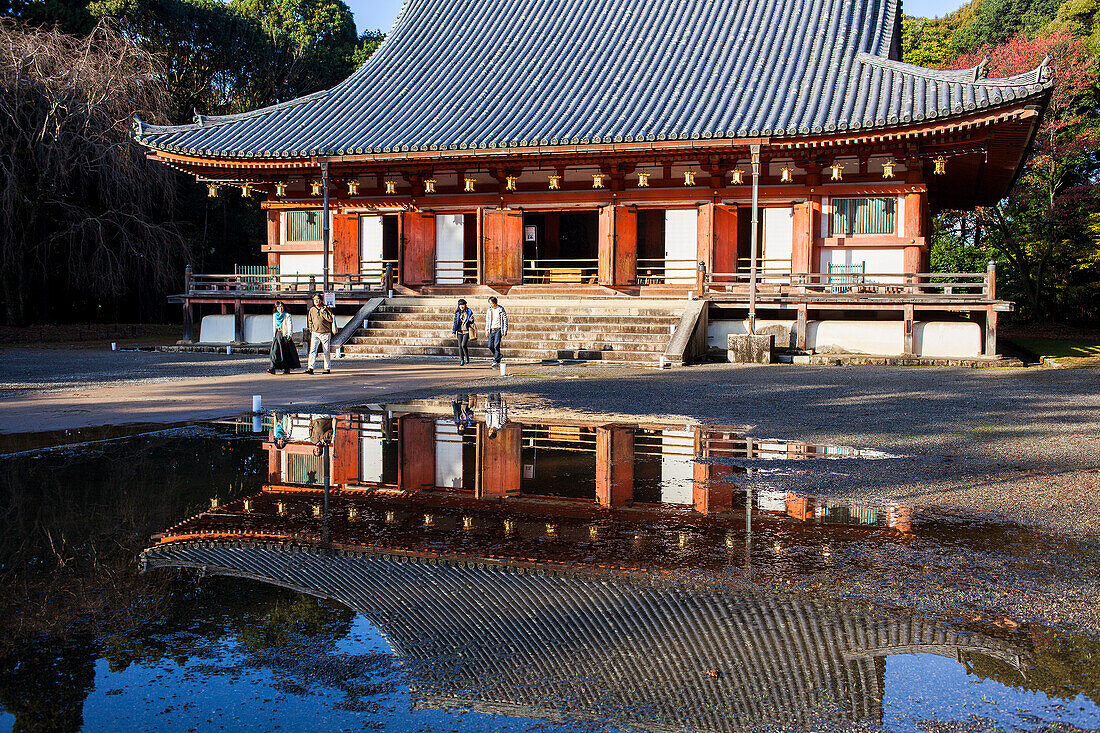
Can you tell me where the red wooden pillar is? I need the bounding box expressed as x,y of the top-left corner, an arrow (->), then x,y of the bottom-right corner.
697,203 -> 738,277
398,416 -> 435,491
903,191 -> 928,274
332,214 -> 361,277
267,443 -> 281,483
477,422 -> 522,499
483,208 -> 524,285
400,211 -> 435,286
266,210 -> 281,269
596,426 -> 634,507
791,201 -> 813,276
786,492 -> 814,521
332,417 -> 361,486
692,461 -> 735,514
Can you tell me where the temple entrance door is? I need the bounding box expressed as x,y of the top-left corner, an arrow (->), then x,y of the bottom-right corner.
401,211 -> 435,286
664,209 -> 698,286
483,209 -> 523,285
332,214 -> 360,278
763,207 -> 794,274
360,215 -> 384,280
435,214 -> 466,284
698,203 -> 738,281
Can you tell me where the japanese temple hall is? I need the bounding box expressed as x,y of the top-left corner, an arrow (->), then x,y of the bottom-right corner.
134,0 -> 1053,362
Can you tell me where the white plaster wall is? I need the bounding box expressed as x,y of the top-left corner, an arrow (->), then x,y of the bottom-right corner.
708,319 -> 797,348
806,320 -> 904,355
199,315 -> 235,343
915,321 -> 981,358
659,429 -> 695,505
199,313 -> 351,343
435,420 -> 464,488
818,247 -> 904,278
278,254 -> 333,277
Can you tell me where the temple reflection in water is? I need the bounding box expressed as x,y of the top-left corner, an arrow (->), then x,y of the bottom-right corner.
143,399 -> 1020,732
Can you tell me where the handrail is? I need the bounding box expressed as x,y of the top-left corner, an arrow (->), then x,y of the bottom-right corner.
704,270 -> 993,298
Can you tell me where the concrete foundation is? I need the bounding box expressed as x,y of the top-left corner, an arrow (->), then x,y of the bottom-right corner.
727,334 -> 774,363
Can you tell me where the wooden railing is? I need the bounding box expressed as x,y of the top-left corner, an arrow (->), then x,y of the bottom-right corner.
435,259 -> 479,284
185,265 -> 392,295
523,259 -> 599,284
704,268 -> 996,299
636,258 -> 698,285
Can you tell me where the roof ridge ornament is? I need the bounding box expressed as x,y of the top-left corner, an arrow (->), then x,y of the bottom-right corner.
974,55 -> 991,81
1038,54 -> 1053,83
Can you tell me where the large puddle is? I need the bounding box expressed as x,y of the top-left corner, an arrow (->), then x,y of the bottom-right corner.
2,396 -> 1099,732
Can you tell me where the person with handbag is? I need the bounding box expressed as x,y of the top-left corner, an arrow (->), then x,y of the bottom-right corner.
451,298 -> 476,366
268,301 -> 301,374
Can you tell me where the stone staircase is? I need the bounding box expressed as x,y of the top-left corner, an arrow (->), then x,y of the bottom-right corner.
340,297 -> 689,365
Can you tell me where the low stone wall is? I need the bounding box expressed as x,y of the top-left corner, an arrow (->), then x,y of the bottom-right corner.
198,314 -> 353,344
710,318 -> 982,358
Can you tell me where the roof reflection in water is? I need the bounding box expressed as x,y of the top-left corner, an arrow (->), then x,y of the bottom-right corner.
143,398 -> 1019,732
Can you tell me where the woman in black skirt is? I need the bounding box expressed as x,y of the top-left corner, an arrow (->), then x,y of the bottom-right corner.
268,300 -> 301,374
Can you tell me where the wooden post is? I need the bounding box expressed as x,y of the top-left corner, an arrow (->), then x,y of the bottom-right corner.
986,260 -> 997,300
182,302 -> 194,343
903,304 -> 915,356
984,307 -> 998,357
184,264 -> 193,294
233,299 -> 244,344
383,263 -> 393,293
796,304 -> 808,350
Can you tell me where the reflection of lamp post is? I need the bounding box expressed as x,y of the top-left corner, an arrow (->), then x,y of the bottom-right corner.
748,144 -> 761,335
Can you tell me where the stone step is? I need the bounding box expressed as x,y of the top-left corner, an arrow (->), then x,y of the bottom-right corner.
345,335 -> 668,352
354,325 -> 675,340
367,313 -> 680,327
374,305 -> 684,317
340,343 -> 663,362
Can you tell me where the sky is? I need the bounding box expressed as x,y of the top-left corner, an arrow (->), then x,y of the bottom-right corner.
345,0 -> 971,34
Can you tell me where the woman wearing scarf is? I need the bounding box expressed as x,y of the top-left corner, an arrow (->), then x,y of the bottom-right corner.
268,301 -> 301,374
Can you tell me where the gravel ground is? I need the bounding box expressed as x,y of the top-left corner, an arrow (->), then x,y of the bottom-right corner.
0,348 -> 267,393
358,362 -> 1100,538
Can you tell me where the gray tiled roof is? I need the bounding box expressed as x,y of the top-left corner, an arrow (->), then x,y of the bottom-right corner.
133,0 -> 1053,159
143,540 -> 1024,731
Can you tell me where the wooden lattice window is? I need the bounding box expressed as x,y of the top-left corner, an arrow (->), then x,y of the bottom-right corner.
287,211 -> 323,241
830,197 -> 895,235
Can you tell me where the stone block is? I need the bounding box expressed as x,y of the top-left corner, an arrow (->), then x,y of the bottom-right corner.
727,334 -> 774,364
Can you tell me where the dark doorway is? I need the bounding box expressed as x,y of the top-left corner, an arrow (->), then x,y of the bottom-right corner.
521,211 -> 599,283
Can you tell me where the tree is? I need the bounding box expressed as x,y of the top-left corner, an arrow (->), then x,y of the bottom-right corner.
943,31 -> 1100,320
951,0 -> 1064,53
0,20 -> 189,325
230,0 -> 359,104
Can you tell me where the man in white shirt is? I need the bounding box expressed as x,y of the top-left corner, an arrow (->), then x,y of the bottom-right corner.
485,296 -> 508,367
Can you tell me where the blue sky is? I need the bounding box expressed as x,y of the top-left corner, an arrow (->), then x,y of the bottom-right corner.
346,0 -> 971,34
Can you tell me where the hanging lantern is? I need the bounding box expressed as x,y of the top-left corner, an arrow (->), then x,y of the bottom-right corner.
423,178 -> 436,193
207,183 -> 219,198
503,518 -> 516,534
546,523 -> 557,535
209,497 -> 219,509
779,166 -> 793,183
243,499 -> 252,512
312,503 -> 322,517
464,178 -> 476,192
423,513 -> 434,527
241,183 -> 253,197
276,501 -> 286,515
637,172 -> 650,187
275,182 -> 288,197
933,156 -> 947,175
589,524 -> 598,539
347,180 -> 359,196
384,510 -> 395,522
882,161 -> 896,179
591,173 -> 605,189
548,174 -> 561,190
347,506 -> 358,520
384,180 -> 397,194
310,180 -> 322,196
463,516 -> 473,530
505,175 -> 518,191
830,164 -> 844,181
730,169 -> 744,185
683,170 -> 697,186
